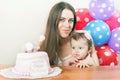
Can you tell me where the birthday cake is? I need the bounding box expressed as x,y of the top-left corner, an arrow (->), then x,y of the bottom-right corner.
0,36 -> 62,79
13,51 -> 53,76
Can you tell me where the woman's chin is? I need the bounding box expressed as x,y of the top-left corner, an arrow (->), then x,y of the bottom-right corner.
61,34 -> 69,38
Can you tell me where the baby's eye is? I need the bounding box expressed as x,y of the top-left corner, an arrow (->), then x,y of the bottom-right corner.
72,47 -> 75,49
79,47 -> 83,50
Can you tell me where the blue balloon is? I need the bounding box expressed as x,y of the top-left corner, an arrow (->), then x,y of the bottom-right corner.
84,20 -> 111,46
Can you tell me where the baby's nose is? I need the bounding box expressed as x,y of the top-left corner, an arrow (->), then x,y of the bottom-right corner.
74,50 -> 79,54
73,53 -> 80,57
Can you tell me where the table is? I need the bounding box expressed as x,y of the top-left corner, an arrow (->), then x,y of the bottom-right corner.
0,65 -> 120,80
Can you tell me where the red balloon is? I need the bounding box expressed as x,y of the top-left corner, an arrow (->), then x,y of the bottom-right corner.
75,8 -> 95,30
104,9 -> 120,31
95,45 -> 118,66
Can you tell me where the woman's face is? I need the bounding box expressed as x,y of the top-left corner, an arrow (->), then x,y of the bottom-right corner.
58,9 -> 74,38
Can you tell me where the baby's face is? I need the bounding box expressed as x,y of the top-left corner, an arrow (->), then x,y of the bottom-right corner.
71,38 -> 89,60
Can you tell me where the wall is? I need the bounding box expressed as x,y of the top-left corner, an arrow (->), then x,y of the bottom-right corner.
0,0 -> 120,64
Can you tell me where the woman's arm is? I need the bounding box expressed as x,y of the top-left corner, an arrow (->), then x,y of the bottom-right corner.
91,51 -> 99,66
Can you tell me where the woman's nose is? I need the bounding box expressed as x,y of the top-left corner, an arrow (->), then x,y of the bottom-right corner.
64,20 -> 69,27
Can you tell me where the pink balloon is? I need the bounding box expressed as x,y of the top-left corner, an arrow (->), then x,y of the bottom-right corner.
104,10 -> 120,31
75,8 -> 95,30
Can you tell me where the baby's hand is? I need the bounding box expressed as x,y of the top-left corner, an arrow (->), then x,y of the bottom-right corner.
69,56 -> 79,66
69,59 -> 78,67
76,60 -> 90,68
76,54 -> 93,68
62,54 -> 79,66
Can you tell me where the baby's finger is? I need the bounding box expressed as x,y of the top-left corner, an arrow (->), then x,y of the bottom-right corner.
76,63 -> 83,68
83,64 -> 90,68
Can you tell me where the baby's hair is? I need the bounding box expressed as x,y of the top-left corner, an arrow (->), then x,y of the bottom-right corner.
70,32 -> 92,54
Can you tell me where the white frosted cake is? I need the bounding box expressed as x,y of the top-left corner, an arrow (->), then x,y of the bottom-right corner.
0,40 -> 62,79
13,51 -> 53,76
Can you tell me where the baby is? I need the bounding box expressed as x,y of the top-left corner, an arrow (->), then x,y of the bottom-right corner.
64,30 -> 99,68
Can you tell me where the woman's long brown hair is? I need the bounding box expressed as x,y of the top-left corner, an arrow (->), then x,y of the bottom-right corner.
40,1 -> 76,65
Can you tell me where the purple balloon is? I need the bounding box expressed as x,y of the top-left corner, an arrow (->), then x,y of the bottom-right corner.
108,28 -> 120,53
89,0 -> 115,20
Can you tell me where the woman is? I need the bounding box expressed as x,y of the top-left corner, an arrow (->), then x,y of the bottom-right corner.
40,1 -> 76,65
40,1 -> 99,67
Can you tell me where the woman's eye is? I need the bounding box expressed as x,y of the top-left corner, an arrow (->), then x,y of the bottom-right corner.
68,19 -> 74,23
59,18 -> 65,22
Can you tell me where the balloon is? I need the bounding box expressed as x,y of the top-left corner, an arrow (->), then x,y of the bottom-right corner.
84,20 -> 111,46
75,8 -> 95,30
108,28 -> 120,53
95,45 -> 118,66
104,9 -> 120,31
89,0 -> 115,20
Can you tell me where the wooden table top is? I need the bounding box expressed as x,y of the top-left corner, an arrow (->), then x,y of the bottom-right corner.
0,65 -> 120,80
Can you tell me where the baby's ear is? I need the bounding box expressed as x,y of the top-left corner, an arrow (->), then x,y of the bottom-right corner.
88,47 -> 92,54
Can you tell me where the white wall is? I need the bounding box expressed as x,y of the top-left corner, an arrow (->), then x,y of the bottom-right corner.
0,0 -> 120,64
